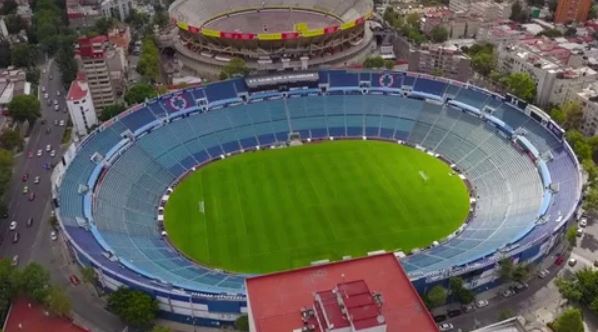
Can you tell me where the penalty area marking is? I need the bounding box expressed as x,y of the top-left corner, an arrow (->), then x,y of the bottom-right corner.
199,200 -> 205,214
419,171 -> 429,182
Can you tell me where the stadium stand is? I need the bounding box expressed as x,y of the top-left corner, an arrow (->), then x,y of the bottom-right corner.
55,70 -> 581,327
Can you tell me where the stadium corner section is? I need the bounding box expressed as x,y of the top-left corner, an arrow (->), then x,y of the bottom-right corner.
51,70 -> 582,328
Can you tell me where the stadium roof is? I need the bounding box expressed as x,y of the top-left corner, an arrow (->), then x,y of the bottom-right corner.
245,253 -> 438,332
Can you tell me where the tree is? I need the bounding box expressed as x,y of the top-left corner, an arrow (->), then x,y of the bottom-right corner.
426,285 -> 448,307
0,0 -> 18,14
81,267 -> 98,285
137,37 -> 160,82
0,259 -> 19,313
18,263 -> 50,303
107,288 -> 158,328
99,104 -> 127,121
0,149 -> 14,197
0,40 -> 11,68
498,258 -> 514,281
538,28 -> 563,38
510,1 -> 529,22
235,315 -> 249,331
125,84 -> 156,105
564,27 -> 577,37
153,9 -> 169,28
553,308 -> 584,332
26,67 -> 40,85
430,26 -> 448,43
502,72 -> 536,103
471,52 -> 496,76
94,17 -> 115,35
11,43 -> 39,68
384,59 -> 395,69
512,264 -> 529,283
558,101 -> 583,131
44,286 -> 72,317
406,13 -> 420,28
498,309 -> 515,321
55,42 -> 78,88
7,94 -> 41,124
566,130 -> 592,161
363,56 -> 385,69
5,14 -> 27,34
219,58 -> 250,80
449,277 -> 474,304
566,226 -> 578,247
151,326 -> 172,332
583,186 -> 598,216
0,130 -> 23,151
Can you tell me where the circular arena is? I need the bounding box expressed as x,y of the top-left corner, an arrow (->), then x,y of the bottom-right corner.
54,70 -> 581,327
168,0 -> 374,73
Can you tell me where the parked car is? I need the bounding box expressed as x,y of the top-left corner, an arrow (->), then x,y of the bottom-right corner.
447,309 -> 462,318
476,299 -> 489,308
513,282 -> 528,292
579,217 -> 587,227
26,217 -> 33,227
433,315 -> 447,323
538,269 -> 550,279
45,144 -> 51,152
42,86 -> 46,92
438,322 -> 454,331
568,258 -> 577,267
502,289 -> 515,297
555,255 -> 565,266
9,220 -> 16,231
53,99 -> 58,105
50,231 -> 58,241
54,105 -> 60,111
22,186 -> 28,194
36,149 -> 43,157
34,176 -> 40,184
12,232 -> 19,243
11,255 -> 18,266
43,93 -> 49,99
50,150 -> 56,157
462,304 -> 475,312
577,228 -> 583,237
59,120 -> 65,126
56,90 -> 61,96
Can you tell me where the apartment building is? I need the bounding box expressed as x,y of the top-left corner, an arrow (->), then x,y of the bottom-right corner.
554,0 -> 592,24
575,83 -> 598,136
66,72 -> 98,136
408,42 -> 474,82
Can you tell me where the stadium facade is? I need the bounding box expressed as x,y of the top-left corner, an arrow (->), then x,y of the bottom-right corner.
167,0 -> 375,74
52,70 -> 582,328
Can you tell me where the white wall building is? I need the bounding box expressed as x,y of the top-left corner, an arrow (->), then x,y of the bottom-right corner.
66,73 -> 98,137
575,83 -> 598,136
100,0 -> 132,21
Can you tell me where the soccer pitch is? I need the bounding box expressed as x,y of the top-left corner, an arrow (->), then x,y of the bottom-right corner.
164,140 -> 470,274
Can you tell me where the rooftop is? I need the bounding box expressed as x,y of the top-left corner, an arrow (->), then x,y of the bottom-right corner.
3,298 -> 88,332
246,253 -> 437,332
67,74 -> 89,101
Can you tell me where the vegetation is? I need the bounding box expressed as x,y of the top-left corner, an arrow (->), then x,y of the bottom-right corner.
0,149 -> 14,198
0,40 -> 10,68
550,101 -> 583,131
465,43 -> 496,77
0,0 -> 18,14
99,104 -> 127,121
510,1 -> 529,23
151,326 -> 173,332
556,268 -> 598,315
11,44 -> 40,68
426,285 -> 448,307
235,315 -> 249,331
566,226 -> 578,247
219,58 -> 250,80
44,286 -> 72,317
164,141 -> 470,273
538,28 -> 563,38
107,288 -> 158,328
0,130 -> 23,151
498,258 -> 514,281
383,8 -> 427,45
124,83 -> 157,105
8,95 -> 41,125
502,72 -> 536,103
449,277 -> 474,304
498,308 -> 515,321
430,26 -> 448,43
551,308 -> 584,332
137,36 -> 160,82
363,56 -> 386,69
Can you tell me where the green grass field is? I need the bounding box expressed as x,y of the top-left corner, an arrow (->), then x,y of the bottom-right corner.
164,141 -> 469,274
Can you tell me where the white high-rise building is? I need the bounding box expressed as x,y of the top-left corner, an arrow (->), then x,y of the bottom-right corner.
66,73 -> 98,137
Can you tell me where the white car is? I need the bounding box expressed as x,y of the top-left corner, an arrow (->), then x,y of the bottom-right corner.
476,299 -> 489,308
34,176 -> 40,184
502,289 -> 515,297
53,99 -> 58,106
568,258 -> 577,267
50,150 -> 56,157
11,255 -> 18,266
59,120 -> 65,127
577,228 -> 583,237
56,90 -> 61,96
36,149 -> 43,157
54,105 -> 60,111
9,220 -> 17,231
438,322 -> 454,331
579,217 -> 587,227
50,231 -> 58,241
42,86 -> 46,92
43,93 -> 49,99
538,269 -> 550,279
45,144 -> 51,152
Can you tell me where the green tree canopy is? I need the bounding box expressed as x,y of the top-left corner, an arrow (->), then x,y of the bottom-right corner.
151,326 -> 172,332
137,37 -> 160,82
538,28 -> 563,38
11,43 -> 39,68
5,14 -> 27,34
125,84 -> 157,105
0,130 -> 23,151
0,259 -> 19,312
363,56 -> 386,69
510,1 -> 529,22
107,288 -> 158,328
556,268 -> 598,315
430,26 -> 448,43
566,226 -> 578,247
8,94 -> 41,124
94,17 -> 115,35
0,0 -> 18,15
235,315 -> 249,331
426,285 -> 448,307
503,72 -> 536,103
44,286 -> 72,317
557,101 -> 584,130
565,130 -> 593,162
0,40 -> 11,68
219,58 -> 250,80
512,264 -> 529,283
26,67 -> 40,85
0,149 -> 14,197
18,263 -> 50,303
55,39 -> 78,88
449,277 -> 474,304
583,186 -> 598,215
553,308 -> 584,332
498,258 -> 514,281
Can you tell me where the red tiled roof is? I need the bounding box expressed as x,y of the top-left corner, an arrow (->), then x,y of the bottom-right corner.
246,253 -> 438,332
67,79 -> 87,101
4,298 -> 89,332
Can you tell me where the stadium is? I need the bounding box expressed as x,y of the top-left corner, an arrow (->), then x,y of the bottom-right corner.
52,70 -> 582,327
167,0 -> 375,73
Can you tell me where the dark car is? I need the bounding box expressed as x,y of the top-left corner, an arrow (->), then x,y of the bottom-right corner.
0,210 -> 8,219
433,315 -> 447,323
26,217 -> 33,227
12,232 -> 19,243
447,309 -> 462,318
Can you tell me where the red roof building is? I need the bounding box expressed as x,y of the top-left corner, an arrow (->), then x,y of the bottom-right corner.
2,298 -> 88,332
246,253 -> 438,332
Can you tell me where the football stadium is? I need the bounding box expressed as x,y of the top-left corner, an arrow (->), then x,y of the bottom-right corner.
53,70 -> 582,327
168,0 -> 374,73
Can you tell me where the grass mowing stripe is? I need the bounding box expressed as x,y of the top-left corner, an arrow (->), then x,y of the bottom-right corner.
164,141 -> 470,274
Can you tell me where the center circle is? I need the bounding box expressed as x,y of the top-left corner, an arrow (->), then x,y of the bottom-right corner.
163,140 -> 470,274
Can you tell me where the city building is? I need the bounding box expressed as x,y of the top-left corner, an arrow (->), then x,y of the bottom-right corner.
100,0 -> 132,21
476,22 -> 530,46
66,0 -> 101,28
75,35 -> 120,110
497,39 -> 597,106
575,82 -> 598,136
246,253 -> 437,332
408,42 -> 474,82
554,0 -> 592,23
66,72 -> 98,136
0,67 -> 31,114
2,297 -> 88,332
